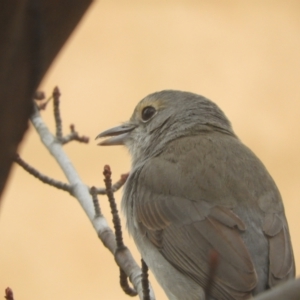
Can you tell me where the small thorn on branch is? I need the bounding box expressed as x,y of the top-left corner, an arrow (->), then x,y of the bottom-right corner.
53,86 -> 63,139
90,186 -> 102,217
96,172 -> 128,195
112,173 -> 129,191
103,165 -> 125,250
141,259 -> 151,300
14,154 -> 72,193
60,124 -> 89,145
4,287 -> 14,300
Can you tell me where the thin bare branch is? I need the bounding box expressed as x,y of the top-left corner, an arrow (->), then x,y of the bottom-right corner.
14,153 -> 71,193
141,259 -> 151,300
90,186 -> 101,217
92,197 -> 147,298
53,86 -> 63,139
29,104 -> 155,300
96,173 -> 128,195
4,287 -> 14,300
36,89 -> 88,143
37,95 -> 53,110
60,124 -> 89,145
102,165 -> 138,296
103,165 -> 125,250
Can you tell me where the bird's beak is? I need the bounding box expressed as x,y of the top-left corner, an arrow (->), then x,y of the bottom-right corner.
95,123 -> 136,146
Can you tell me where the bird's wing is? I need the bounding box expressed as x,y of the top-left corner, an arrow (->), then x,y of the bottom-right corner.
134,164 -> 256,300
262,212 -> 295,286
131,134 -> 294,299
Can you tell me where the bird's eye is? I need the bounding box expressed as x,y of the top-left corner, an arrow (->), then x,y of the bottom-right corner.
141,106 -> 156,122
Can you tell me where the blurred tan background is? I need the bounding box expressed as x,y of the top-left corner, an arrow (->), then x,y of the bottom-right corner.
1,1 -> 300,299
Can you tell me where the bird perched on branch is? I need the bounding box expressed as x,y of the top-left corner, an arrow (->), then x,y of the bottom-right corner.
96,90 -> 295,300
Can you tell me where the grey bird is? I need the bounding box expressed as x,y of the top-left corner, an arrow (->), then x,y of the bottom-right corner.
96,91 -> 295,300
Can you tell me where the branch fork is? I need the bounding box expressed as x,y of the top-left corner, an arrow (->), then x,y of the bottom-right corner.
13,87 -> 155,300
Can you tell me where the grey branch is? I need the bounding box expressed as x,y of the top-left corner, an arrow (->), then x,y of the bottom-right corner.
14,154 -> 71,193
60,124 -> 89,145
30,104 -> 155,300
90,185 -> 137,297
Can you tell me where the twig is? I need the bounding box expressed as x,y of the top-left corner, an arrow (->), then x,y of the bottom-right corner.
96,173 -> 128,195
141,259 -> 150,300
36,88 -> 88,144
37,95 -> 53,110
53,86 -> 63,139
103,165 -> 124,250
4,287 -> 14,300
91,180 -> 141,299
102,165 -> 138,296
14,153 -> 71,193
60,124 -> 89,145
90,186 -> 101,217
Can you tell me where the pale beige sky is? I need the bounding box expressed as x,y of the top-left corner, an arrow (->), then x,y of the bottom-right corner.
1,1 -> 300,299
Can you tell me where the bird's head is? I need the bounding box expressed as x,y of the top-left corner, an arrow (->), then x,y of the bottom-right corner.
96,90 -> 234,165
